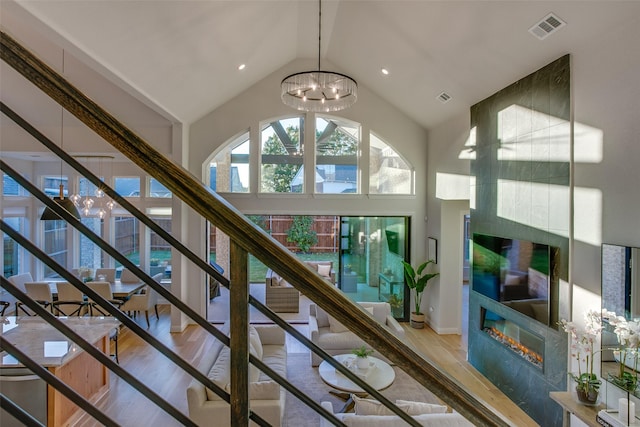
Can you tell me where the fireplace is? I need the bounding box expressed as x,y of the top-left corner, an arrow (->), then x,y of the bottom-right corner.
481,308 -> 544,369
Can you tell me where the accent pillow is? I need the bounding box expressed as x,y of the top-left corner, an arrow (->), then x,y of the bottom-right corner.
328,314 -> 349,333
317,264 -> 332,278
248,325 -> 263,360
395,399 -> 448,415
353,395 -> 394,415
364,306 -> 375,317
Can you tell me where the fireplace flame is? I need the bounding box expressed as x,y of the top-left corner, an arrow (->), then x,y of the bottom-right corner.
486,327 -> 543,367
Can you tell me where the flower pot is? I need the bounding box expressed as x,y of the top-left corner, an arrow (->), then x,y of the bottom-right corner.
356,357 -> 369,370
574,385 -> 600,406
410,312 -> 425,329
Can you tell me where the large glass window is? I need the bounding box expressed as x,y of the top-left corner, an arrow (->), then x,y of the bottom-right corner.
3,173 -> 27,196
149,178 -> 172,198
149,216 -> 172,279
369,133 -> 413,194
210,132 -> 250,193
315,116 -> 359,194
43,219 -> 68,278
260,117 -> 304,193
115,177 -> 141,197
3,217 -> 25,277
114,216 -> 140,274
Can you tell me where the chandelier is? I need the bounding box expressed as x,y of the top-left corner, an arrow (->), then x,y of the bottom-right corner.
70,155 -> 116,219
281,0 -> 357,112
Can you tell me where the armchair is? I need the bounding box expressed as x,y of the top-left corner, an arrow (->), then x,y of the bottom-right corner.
265,269 -> 299,313
304,261 -> 336,285
308,301 -> 405,366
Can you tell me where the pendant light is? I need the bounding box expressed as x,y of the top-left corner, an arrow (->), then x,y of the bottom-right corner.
41,50 -> 81,221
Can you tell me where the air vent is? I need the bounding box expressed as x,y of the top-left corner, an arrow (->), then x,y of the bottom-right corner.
437,92 -> 452,103
529,13 -> 566,40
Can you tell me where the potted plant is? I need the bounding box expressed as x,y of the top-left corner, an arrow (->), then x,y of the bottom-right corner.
351,345 -> 374,369
402,260 -> 439,329
559,309 -> 602,405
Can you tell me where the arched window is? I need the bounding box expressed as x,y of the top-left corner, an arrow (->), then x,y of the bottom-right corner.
210,131 -> 250,193
315,116 -> 359,194
211,115 -> 414,196
369,132 -> 413,194
260,117 -> 304,193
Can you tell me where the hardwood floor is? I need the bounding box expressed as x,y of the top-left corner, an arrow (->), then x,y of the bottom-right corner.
73,303 -> 538,426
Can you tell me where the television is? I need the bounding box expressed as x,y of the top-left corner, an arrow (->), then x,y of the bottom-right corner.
472,233 -> 556,325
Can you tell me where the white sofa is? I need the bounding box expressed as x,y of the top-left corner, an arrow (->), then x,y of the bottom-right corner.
308,301 -> 405,366
186,322 -> 287,426
319,401 -> 474,427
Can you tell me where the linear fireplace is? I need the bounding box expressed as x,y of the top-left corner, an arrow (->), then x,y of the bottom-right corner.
481,307 -> 544,369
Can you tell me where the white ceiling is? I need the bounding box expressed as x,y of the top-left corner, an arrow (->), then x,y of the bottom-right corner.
1,0 -> 639,132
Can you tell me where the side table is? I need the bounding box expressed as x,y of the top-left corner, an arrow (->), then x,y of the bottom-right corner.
550,391 -> 606,427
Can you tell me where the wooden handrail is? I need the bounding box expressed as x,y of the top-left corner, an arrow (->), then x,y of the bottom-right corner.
1,29 -> 510,426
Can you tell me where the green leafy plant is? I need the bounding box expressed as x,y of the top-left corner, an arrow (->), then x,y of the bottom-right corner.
402,260 -> 439,315
286,215 -> 318,253
351,345 -> 373,358
387,293 -> 403,309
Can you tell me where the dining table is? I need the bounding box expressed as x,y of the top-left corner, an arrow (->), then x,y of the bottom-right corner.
47,280 -> 146,299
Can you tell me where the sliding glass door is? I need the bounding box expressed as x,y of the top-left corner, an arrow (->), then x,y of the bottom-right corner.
339,216 -> 409,320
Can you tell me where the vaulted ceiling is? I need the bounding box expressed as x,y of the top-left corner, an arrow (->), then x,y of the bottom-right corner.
1,1 -> 639,132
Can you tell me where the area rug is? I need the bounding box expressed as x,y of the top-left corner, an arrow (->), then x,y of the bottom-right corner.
283,353 -> 445,427
208,283 -> 312,324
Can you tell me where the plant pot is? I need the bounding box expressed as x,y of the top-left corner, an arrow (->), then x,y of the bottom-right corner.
410,312 -> 425,329
356,357 -> 370,370
574,385 -> 600,406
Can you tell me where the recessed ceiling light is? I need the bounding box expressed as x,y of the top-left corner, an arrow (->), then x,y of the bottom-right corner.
238,64 -> 246,71
381,68 -> 389,75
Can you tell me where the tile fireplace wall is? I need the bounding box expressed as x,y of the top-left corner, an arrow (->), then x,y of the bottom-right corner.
467,55 -> 571,427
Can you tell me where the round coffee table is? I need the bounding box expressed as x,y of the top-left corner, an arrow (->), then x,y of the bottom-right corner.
318,354 -> 395,393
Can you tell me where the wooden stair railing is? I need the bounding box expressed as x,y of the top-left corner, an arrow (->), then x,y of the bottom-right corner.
1,29 -> 510,426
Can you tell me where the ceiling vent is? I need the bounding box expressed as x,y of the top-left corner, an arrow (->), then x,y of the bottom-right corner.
437,92 -> 452,104
529,13 -> 566,40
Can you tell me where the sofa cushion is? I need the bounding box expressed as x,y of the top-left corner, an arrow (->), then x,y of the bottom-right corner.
340,412 -> 471,427
353,396 -> 448,417
354,395 -> 395,415
395,399 -> 448,415
316,328 -> 364,350
328,314 -> 350,333
205,346 -> 261,401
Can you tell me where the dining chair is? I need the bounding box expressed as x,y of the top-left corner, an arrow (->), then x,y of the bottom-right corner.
24,282 -> 54,314
52,282 -> 88,316
7,272 -> 33,315
120,273 -> 163,327
120,268 -> 140,283
86,281 -> 123,363
86,281 -> 124,316
94,268 -> 116,284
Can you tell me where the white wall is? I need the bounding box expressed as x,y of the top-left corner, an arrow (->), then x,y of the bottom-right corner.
425,10 -> 640,414
188,58 -> 430,320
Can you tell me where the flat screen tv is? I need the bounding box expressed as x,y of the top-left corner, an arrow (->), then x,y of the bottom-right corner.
472,233 -> 556,325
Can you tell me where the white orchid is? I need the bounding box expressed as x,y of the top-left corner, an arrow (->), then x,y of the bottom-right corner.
559,309 -> 602,395
601,309 -> 640,392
